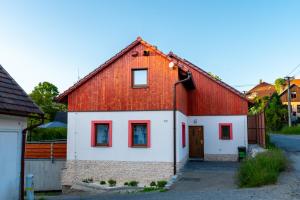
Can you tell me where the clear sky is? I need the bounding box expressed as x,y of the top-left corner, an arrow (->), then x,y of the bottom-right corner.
1,0 -> 300,94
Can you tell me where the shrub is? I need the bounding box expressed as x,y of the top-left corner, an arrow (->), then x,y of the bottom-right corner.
108,179 -> 116,187
279,125 -> 300,135
29,127 -> 67,141
124,182 -> 128,186
128,180 -> 139,187
100,181 -> 106,185
150,181 -> 156,187
82,177 -> 93,183
238,148 -> 287,187
157,180 -> 167,188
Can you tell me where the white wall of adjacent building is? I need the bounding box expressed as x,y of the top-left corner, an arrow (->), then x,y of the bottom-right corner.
188,115 -> 248,156
0,114 -> 27,200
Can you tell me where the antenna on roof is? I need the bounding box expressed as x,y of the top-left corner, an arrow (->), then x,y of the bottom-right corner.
77,68 -> 80,81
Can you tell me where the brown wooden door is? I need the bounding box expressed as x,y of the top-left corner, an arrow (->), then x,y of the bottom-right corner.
189,126 -> 204,159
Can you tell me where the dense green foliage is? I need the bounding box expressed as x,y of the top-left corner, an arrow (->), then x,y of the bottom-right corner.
248,96 -> 270,115
28,127 -> 67,141
275,125 -> 300,135
238,149 -> 287,187
265,93 -> 287,131
29,82 -> 66,121
274,78 -> 286,94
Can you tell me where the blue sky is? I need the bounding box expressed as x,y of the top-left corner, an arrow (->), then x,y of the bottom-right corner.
1,0 -> 300,93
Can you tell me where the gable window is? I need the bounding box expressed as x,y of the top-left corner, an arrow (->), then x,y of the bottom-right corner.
91,121 -> 112,147
182,122 -> 186,148
219,123 -> 232,140
128,120 -> 151,147
291,92 -> 297,99
132,69 -> 148,88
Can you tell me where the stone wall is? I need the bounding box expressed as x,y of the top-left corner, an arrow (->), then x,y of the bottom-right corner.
204,154 -> 238,161
62,160 -> 175,187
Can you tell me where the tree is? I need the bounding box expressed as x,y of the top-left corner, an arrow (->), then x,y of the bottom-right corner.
30,82 -> 66,121
274,78 -> 286,94
265,93 -> 287,131
249,96 -> 270,115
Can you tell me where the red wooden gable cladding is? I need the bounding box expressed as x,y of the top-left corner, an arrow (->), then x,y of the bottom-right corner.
63,38 -> 248,115
68,43 -> 183,112
186,66 -> 248,115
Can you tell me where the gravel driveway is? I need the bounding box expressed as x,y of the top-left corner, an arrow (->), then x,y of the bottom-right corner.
44,134 -> 300,200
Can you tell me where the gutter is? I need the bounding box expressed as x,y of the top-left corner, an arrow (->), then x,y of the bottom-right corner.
173,71 -> 192,175
20,114 -> 44,200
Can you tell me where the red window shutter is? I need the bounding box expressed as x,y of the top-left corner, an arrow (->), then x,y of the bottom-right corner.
182,122 -> 186,148
91,121 -> 96,147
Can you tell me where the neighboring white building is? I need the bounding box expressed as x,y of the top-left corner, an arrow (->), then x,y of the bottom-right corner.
57,37 -> 249,188
0,65 -> 43,200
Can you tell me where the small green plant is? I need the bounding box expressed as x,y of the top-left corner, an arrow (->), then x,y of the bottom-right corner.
150,181 -> 156,187
142,187 -> 158,192
157,180 -> 167,188
100,180 -> 106,185
82,177 -> 93,183
128,180 -> 139,187
124,182 -> 128,186
108,179 -> 116,187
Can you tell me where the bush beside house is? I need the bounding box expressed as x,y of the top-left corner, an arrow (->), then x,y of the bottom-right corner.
238,148 -> 287,187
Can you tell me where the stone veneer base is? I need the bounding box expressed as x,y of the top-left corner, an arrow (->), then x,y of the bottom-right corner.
204,154 -> 238,161
62,160 -> 178,188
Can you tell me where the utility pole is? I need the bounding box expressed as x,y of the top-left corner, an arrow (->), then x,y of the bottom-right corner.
284,76 -> 294,127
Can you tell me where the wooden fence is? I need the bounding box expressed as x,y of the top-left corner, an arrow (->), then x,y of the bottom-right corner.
248,112 -> 266,147
25,141 -> 67,159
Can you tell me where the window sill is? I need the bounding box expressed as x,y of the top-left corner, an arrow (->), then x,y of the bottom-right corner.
130,145 -> 149,148
132,85 -> 148,89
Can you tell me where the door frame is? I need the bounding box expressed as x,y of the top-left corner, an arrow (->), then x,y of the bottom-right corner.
188,126 -> 204,160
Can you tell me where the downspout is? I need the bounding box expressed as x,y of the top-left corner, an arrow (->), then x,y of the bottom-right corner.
20,114 -> 44,200
173,71 -> 191,175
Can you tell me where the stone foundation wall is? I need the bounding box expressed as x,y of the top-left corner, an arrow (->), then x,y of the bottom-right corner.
62,160 -> 174,187
204,154 -> 238,161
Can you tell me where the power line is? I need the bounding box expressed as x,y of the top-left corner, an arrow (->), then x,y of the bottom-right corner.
287,63 -> 300,76
233,84 -> 257,88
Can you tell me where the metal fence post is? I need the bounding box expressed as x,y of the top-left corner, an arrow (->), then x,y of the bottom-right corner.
25,174 -> 34,200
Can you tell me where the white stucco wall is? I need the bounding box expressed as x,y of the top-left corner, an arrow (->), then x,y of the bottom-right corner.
176,111 -> 188,162
188,115 -> 248,156
0,114 -> 27,200
68,111 -> 175,162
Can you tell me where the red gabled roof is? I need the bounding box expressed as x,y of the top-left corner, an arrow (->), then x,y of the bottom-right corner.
168,52 -> 248,102
57,37 -> 172,102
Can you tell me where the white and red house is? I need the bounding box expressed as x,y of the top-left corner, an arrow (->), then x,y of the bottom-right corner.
57,37 -> 249,187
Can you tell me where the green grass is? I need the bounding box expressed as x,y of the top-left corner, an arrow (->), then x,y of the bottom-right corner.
238,148 -> 287,188
273,125 -> 300,135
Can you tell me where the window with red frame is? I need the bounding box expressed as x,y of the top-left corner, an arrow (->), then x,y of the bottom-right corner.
182,122 -> 186,148
128,120 -> 151,148
219,123 -> 232,140
91,121 -> 112,147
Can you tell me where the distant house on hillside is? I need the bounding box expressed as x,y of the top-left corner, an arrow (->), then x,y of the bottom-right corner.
0,65 -> 43,200
246,80 -> 276,100
280,81 -> 300,119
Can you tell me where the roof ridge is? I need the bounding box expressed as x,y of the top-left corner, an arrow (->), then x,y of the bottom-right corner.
57,37 -> 171,102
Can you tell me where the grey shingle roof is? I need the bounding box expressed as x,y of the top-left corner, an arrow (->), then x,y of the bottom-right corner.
0,65 -> 43,116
